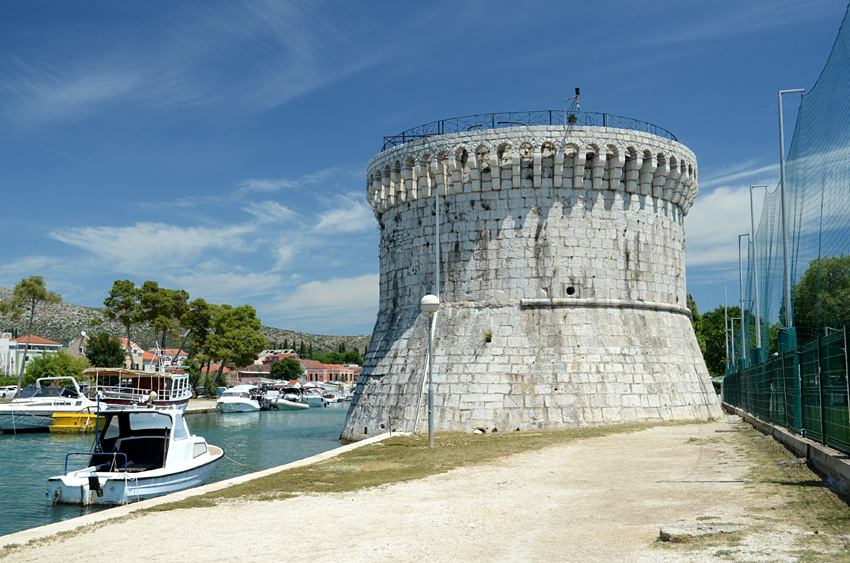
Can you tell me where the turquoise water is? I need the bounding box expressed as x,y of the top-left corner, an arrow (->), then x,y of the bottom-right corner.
0,403 -> 350,538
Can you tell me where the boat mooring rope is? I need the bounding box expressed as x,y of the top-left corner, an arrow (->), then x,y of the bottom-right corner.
223,454 -> 262,473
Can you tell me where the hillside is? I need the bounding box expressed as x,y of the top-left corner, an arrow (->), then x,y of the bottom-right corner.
0,287 -> 371,356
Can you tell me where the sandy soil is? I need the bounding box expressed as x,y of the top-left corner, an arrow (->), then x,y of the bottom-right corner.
0,415 -> 828,562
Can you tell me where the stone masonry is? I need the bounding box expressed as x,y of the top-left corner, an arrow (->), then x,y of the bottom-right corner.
341,122 -> 722,442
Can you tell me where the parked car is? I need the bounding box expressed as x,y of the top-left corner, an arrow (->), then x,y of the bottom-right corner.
0,385 -> 18,398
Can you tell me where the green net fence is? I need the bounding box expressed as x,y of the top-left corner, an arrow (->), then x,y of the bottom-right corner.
725,4 -> 850,455
746,4 -> 850,349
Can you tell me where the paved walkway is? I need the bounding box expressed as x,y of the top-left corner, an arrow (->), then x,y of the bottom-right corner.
5,414 -> 838,562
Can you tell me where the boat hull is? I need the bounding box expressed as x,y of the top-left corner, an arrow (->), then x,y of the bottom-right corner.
271,399 -> 309,410
48,447 -> 223,505
215,400 -> 260,413
49,413 -> 106,433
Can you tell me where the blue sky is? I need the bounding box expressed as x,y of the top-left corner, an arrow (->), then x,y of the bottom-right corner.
0,0 -> 846,335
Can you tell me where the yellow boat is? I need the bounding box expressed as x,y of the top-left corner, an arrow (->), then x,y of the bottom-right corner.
50,413 -> 105,433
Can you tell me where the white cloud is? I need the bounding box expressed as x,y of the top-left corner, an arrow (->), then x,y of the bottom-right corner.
171,268 -> 284,305
686,185 -> 767,266
236,178 -> 299,194
313,193 -> 374,234
270,274 -> 379,332
50,221 -> 257,273
242,201 -> 301,224
698,161 -> 779,190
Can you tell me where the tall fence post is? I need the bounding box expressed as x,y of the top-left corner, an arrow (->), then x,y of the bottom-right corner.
845,326 -> 850,440
817,336 -> 826,445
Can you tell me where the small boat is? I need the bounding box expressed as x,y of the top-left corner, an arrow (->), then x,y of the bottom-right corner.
270,387 -> 309,411
84,368 -> 192,412
0,377 -> 101,433
48,408 -> 223,505
216,384 -> 260,413
303,387 -> 328,407
50,413 -> 106,433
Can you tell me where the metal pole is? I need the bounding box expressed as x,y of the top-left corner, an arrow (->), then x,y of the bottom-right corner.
427,311 -> 434,448
778,89 -> 804,328
731,318 -> 737,367
435,171 -> 440,297
750,185 -> 766,348
724,287 -> 729,372
739,234 -> 748,362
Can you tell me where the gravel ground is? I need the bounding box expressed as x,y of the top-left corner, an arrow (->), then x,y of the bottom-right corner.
1,414 -> 845,562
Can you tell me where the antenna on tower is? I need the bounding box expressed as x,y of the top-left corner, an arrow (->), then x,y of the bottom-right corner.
562,87 -> 581,148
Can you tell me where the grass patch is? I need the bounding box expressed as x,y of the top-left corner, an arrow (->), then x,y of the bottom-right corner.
656,423 -> 850,561
145,423 -> 655,512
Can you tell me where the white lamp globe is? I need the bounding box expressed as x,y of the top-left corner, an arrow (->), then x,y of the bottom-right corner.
420,294 -> 440,314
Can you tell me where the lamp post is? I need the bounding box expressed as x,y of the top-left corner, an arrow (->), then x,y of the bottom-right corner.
738,234 -> 749,363
749,185 -> 766,348
420,294 -> 440,448
778,88 -> 804,328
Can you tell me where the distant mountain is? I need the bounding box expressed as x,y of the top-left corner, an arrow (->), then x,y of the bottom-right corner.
0,287 -> 371,356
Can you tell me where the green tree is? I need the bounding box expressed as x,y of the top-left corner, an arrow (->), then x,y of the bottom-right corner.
0,276 -> 62,393
179,298 -> 213,365
700,305 -> 740,377
271,357 -> 304,380
86,332 -> 126,367
343,350 -> 363,365
687,294 -> 706,355
24,351 -> 88,387
794,254 -> 850,339
139,281 -> 190,349
182,358 -> 202,388
102,280 -> 142,369
206,304 -> 266,380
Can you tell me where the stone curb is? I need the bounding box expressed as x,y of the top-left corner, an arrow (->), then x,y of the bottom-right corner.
722,402 -> 850,496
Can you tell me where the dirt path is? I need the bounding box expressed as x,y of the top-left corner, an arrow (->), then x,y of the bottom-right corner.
1,414 -> 843,562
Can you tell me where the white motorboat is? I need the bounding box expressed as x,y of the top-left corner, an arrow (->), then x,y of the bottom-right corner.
271,387 -> 309,410
303,387 -> 328,407
0,377 -> 101,433
48,408 -> 223,505
216,384 -> 260,412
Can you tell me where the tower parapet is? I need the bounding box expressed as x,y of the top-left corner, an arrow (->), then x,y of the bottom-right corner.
342,113 -> 721,442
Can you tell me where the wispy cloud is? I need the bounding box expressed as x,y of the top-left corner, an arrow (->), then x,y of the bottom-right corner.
236,178 -> 299,195
686,184 -> 767,266
268,274 -> 379,333
698,161 -> 779,190
49,222 -> 257,274
242,201 -> 301,224
313,193 -> 374,234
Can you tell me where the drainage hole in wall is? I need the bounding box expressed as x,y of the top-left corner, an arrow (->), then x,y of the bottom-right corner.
566,286 -> 576,296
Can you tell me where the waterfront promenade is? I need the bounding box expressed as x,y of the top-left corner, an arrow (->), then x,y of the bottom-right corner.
3,412 -> 849,562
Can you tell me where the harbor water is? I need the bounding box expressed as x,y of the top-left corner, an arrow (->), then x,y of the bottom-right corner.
0,403 -> 350,538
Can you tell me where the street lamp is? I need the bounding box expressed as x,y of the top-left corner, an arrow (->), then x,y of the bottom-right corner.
749,185 -> 766,349
738,234 -> 749,363
778,88 -> 804,328
420,294 -> 440,448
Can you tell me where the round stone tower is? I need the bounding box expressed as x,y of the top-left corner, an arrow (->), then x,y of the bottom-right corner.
341,111 -> 722,442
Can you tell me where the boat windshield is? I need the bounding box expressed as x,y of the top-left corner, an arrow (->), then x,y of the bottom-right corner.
16,386 -> 78,399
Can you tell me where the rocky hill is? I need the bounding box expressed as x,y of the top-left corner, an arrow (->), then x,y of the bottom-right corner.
0,287 -> 371,355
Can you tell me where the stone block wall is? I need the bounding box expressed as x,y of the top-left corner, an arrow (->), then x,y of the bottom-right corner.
341,124 -> 722,442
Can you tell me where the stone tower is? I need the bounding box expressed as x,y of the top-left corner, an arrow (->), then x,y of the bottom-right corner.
341,111 -> 722,442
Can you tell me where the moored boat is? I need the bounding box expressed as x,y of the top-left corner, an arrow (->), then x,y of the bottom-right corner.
49,412 -> 106,433
0,377 -> 100,433
84,368 -> 192,411
48,408 -> 223,505
270,387 -> 309,410
216,384 -> 260,412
